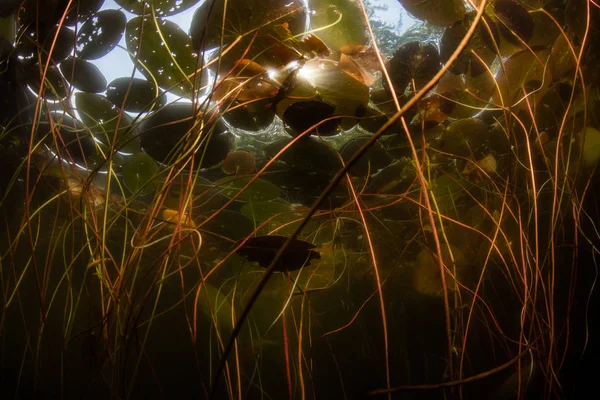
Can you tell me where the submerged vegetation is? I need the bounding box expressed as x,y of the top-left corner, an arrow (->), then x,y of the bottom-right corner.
1,0 -> 600,398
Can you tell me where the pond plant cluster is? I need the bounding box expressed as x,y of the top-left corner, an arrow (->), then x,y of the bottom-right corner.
1,0 -> 600,398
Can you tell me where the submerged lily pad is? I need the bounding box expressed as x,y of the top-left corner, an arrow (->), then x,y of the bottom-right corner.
223,99 -> 275,131
106,77 -> 167,112
75,92 -> 140,153
64,0 -> 105,26
140,103 -> 232,168
235,235 -> 320,272
115,0 -> 201,17
122,152 -> 159,195
76,9 -> 126,60
215,176 -> 281,202
493,0 -> 534,48
264,137 -> 342,173
126,16 -> 206,98
202,210 -> 254,241
222,150 -> 256,175
59,56 -> 107,93
340,136 -> 393,177
241,201 -> 292,223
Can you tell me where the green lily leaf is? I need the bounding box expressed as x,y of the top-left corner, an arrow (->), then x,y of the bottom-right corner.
309,0 -> 368,52
115,0 -> 201,17
75,92 -> 141,154
126,16 -> 207,98
59,56 -> 107,93
122,152 -> 159,196
106,77 -> 167,113
215,176 -> 281,203
76,9 -> 127,60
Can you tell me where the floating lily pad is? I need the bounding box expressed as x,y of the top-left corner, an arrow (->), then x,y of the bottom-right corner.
264,137 -> 342,172
386,41 -> 441,95
115,0 -> 201,17
45,113 -> 97,166
215,176 -> 281,203
275,59 -> 369,134
235,235 -> 320,272
309,0 -> 368,52
76,9 -> 126,60
122,152 -> 159,196
140,103 -> 232,168
440,13 -> 499,77
398,0 -> 466,27
340,136 -> 393,177
64,0 -> 105,26
27,66 -> 70,100
75,92 -> 141,153
59,56 -> 107,93
223,99 -> 275,131
126,16 -> 206,98
493,0 -> 534,48
189,0 -> 306,68
106,77 -> 167,112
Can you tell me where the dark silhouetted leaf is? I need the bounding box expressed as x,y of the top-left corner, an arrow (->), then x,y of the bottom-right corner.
115,0 -> 201,17
75,92 -> 141,153
27,66 -> 70,100
106,77 -> 167,113
398,0 -> 466,27
386,41 -> 441,95
494,0 -> 534,47
122,153 -> 158,195
235,235 -> 321,272
140,103 -> 232,168
76,9 -> 126,60
59,56 -> 107,93
189,0 -> 306,69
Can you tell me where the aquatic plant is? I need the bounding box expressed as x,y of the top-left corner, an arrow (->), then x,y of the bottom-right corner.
1,0 -> 599,399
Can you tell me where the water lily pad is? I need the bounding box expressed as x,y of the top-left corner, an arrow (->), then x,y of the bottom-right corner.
75,92 -> 141,153
115,0 -> 201,17
493,0 -> 534,48
264,137 -> 342,172
122,152 -> 159,195
189,0 -> 306,68
76,9 -> 126,60
27,66 -> 70,100
398,0 -> 466,27
275,59 -> 369,134
64,0 -> 105,26
440,13 -> 499,77
215,176 -> 281,203
45,113 -> 97,166
106,77 -> 167,112
140,103 -> 232,168
492,47 -> 551,110
223,99 -> 275,131
126,16 -> 206,98
241,201 -> 292,223
340,136 -> 393,177
59,56 -> 107,93
385,41 -> 441,95
309,0 -> 368,52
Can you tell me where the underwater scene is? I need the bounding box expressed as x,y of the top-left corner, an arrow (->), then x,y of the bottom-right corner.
1,0 -> 600,398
